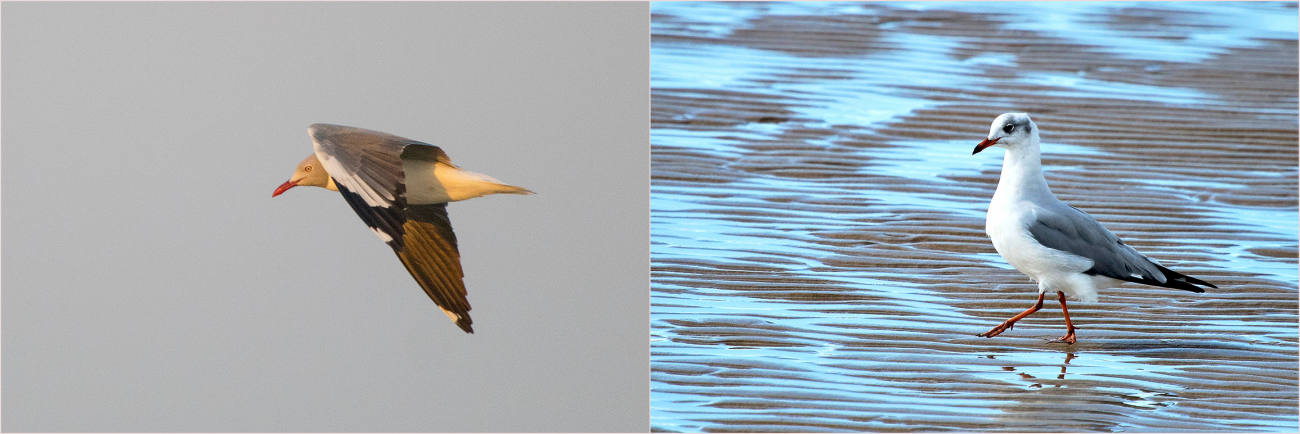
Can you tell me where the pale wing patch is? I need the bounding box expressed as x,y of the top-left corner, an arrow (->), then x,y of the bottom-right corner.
440,308 -> 461,323
371,226 -> 394,243
313,147 -> 396,208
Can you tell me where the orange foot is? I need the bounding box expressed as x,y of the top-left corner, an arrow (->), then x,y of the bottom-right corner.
1049,331 -> 1077,345
978,322 -> 1014,338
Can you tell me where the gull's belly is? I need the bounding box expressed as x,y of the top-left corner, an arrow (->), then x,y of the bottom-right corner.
988,221 -> 1046,279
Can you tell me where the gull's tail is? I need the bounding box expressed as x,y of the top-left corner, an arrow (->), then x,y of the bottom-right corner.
494,184 -> 535,195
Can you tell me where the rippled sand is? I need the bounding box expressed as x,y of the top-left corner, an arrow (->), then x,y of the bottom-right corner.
651,2 -> 1298,432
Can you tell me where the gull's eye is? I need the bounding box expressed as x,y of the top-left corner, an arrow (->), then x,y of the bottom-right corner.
1003,124 -> 1015,134
304,166 -> 313,172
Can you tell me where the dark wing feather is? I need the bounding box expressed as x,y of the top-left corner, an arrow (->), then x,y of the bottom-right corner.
336,183 -> 408,250
309,124 -> 474,331
400,143 -> 454,165
1029,205 -> 1212,293
396,204 -> 471,333
1150,263 -> 1217,292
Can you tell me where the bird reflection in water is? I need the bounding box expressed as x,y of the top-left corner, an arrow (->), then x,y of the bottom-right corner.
990,351 -> 1077,389
1059,352 -> 1077,380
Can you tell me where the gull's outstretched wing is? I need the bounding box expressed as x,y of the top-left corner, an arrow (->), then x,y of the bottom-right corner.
309,123 -> 474,332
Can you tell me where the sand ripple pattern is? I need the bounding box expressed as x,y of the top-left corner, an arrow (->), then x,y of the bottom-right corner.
651,2 -> 1298,432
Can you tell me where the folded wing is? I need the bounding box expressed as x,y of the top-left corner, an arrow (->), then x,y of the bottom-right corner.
1029,205 -> 1212,293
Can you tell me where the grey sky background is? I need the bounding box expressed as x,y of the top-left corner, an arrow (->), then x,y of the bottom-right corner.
2,2 -> 648,432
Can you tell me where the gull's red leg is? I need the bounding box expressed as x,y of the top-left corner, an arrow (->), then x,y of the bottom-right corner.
1050,291 -> 1078,344
978,292 -> 1045,339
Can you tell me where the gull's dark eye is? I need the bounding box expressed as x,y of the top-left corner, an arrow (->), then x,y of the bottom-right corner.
304,166 -> 313,172
1003,124 -> 1015,134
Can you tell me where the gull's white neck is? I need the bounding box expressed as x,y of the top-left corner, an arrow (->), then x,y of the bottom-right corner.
992,136 -> 1054,203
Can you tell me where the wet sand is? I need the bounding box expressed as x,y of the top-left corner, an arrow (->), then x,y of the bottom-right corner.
651,2 -> 1297,432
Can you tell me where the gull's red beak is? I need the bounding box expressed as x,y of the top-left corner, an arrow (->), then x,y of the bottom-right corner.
973,137 -> 1000,155
272,179 -> 298,197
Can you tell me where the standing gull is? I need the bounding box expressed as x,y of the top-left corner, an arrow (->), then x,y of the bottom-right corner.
273,124 -> 533,333
972,113 -> 1215,344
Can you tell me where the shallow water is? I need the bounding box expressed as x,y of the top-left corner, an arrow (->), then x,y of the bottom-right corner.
650,2 -> 1298,432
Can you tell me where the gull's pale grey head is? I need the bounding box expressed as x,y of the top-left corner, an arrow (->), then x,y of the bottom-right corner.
973,112 -> 1038,155
272,153 -> 336,197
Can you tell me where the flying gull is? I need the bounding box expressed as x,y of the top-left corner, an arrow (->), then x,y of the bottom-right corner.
274,124 -> 533,333
972,113 -> 1215,344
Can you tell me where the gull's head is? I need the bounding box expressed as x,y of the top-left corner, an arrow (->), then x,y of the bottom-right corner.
973,112 -> 1038,155
272,153 -> 334,197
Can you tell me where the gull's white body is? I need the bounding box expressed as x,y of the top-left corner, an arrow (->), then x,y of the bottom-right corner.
403,160 -> 523,204
972,113 -> 1212,343
984,121 -> 1110,303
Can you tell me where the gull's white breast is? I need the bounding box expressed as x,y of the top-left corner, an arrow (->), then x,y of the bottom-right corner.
986,197 -> 1100,301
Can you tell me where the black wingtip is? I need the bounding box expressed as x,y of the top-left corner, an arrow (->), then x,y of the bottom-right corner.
1155,263 -> 1215,292
1183,275 -> 1218,289
1166,280 -> 1207,293
457,318 -> 474,334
